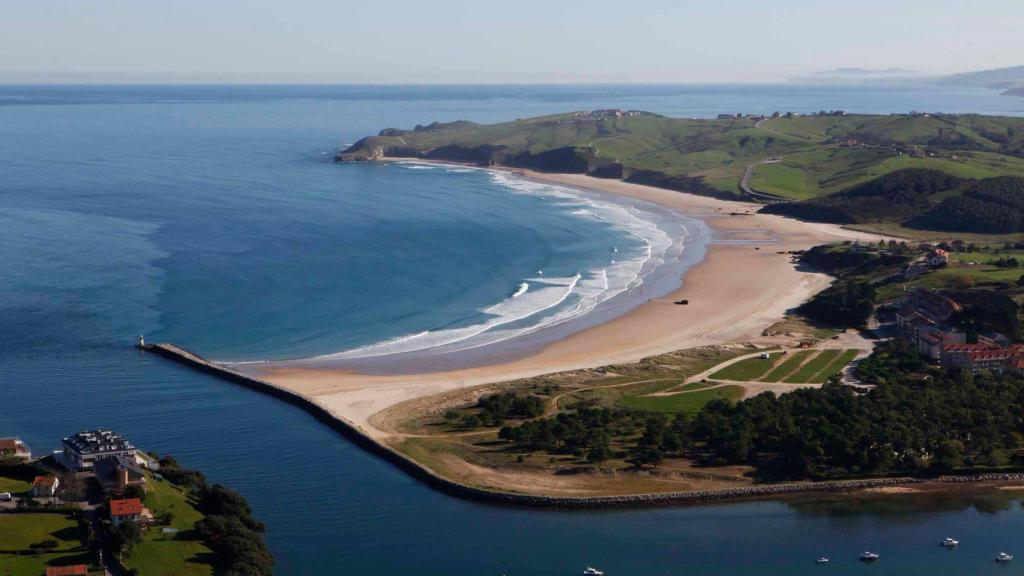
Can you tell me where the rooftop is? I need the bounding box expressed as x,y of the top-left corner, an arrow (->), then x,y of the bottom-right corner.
63,429 -> 134,455
45,566 -> 88,576
110,497 -> 143,516
32,475 -> 58,488
0,438 -> 27,453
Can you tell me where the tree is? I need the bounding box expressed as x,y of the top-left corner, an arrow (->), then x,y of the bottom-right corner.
106,521 -> 142,558
629,447 -> 663,468
586,436 -> 612,464
460,414 -> 481,429
935,440 -> 965,471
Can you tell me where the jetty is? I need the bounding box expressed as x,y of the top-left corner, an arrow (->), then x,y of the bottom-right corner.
138,341 -> 1024,509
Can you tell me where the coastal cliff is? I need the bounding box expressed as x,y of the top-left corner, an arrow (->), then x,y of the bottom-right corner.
337,110 -> 1024,203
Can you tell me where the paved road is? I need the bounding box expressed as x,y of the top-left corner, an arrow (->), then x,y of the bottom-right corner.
739,158 -> 784,201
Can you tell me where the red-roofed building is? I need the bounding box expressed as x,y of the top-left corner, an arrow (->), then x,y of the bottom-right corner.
927,249 -> 950,267
45,565 -> 88,576
109,497 -> 144,526
31,475 -> 59,497
0,437 -> 31,460
942,344 -> 1013,374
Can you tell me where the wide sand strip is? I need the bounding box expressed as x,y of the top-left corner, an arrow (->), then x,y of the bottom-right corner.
244,169 -> 884,440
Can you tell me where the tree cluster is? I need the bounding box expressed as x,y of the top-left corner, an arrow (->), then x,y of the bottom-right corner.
156,455 -> 273,576
798,279 -> 876,328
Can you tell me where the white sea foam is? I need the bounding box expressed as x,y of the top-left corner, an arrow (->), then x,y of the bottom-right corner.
310,169 -> 685,361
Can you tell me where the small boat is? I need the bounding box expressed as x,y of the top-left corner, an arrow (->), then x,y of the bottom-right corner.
940,537 -> 959,548
859,551 -> 880,562
996,552 -> 1014,563
815,557 -> 830,564
582,568 -> 605,576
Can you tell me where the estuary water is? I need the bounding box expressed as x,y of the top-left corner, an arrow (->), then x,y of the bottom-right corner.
3,84 -> 1024,575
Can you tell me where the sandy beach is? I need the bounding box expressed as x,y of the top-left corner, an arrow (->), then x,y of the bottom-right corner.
242,166 -> 884,441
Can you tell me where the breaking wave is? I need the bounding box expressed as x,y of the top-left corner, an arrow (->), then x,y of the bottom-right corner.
309,165 -> 684,361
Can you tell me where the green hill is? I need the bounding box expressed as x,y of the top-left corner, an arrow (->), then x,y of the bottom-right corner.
762,168 -> 1024,234
338,111 -> 1024,203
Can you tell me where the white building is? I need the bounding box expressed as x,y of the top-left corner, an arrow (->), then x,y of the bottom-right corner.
61,430 -> 137,470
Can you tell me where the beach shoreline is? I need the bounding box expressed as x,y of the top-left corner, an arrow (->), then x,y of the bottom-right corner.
242,162 -> 885,441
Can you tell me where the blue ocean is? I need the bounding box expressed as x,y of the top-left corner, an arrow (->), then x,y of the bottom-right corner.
4,84 -> 1024,575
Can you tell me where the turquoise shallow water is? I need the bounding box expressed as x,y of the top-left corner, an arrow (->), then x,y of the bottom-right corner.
3,85 -> 1024,575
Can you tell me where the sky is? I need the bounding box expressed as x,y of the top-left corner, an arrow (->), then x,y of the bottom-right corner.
1,0 -> 1023,84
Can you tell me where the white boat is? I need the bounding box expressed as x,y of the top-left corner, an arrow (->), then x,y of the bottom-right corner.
582,568 -> 605,576
940,537 -> 959,548
815,557 -> 830,564
859,551 -> 880,562
996,552 -> 1014,563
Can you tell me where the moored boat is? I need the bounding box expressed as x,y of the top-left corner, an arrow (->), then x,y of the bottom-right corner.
815,557 -> 830,564
996,552 -> 1014,563
859,551 -> 880,562
941,537 -> 959,548
583,568 -> 605,575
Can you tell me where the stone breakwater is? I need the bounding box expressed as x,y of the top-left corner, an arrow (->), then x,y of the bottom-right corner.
140,342 -> 1021,509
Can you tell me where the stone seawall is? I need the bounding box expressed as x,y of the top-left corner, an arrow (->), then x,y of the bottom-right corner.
140,342 -> 1012,509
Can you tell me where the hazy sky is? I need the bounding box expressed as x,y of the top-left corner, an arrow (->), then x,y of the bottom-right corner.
2,0 -> 1022,84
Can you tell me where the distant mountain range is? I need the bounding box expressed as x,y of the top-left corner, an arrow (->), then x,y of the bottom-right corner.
792,65 -> 1024,96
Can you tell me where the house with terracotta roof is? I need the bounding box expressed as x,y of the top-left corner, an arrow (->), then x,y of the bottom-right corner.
45,565 -> 89,576
109,497 -> 145,527
927,248 -> 950,267
896,289 -> 966,359
31,475 -> 59,497
0,437 -> 31,460
942,344 -> 1013,374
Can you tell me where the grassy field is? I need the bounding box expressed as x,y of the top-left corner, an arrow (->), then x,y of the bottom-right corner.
121,475 -> 215,576
0,513 -> 81,550
815,349 -> 860,382
760,350 -> 815,382
709,354 -> 782,381
0,475 -> 31,493
783,350 -> 842,383
749,162 -> 815,200
0,513 -> 97,576
0,551 -> 99,576
618,385 -> 744,415
876,262 -> 1024,301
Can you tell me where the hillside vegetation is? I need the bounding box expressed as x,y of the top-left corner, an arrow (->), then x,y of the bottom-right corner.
339,111 -> 1024,203
763,168 -> 1024,234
